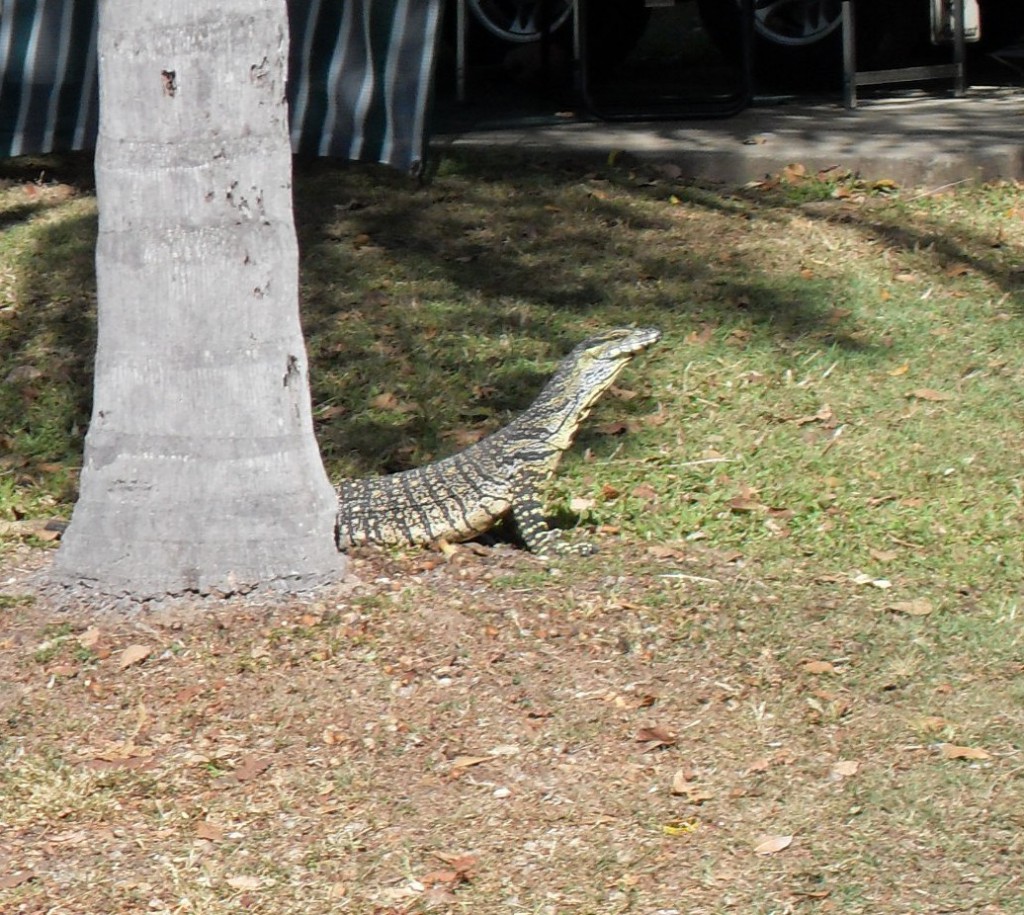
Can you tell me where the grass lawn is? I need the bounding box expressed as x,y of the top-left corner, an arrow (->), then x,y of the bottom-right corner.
0,151 -> 1022,914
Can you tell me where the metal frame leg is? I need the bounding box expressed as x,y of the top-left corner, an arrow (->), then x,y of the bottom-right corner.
457,0 -> 467,103
843,0 -> 968,110
953,0 -> 966,96
842,1 -> 856,109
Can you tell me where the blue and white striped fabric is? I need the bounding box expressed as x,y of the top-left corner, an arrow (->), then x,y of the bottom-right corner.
0,0 -> 99,157
288,0 -> 442,169
0,0 -> 442,172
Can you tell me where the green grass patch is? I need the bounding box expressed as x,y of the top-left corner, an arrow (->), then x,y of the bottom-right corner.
1,152 -> 1022,617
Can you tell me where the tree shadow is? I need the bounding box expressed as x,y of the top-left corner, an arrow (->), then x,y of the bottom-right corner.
814,203 -> 1024,311
295,151 -> 892,475
11,147 -> 1018,494
0,191 -> 96,477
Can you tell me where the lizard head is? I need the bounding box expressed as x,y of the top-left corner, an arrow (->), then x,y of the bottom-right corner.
564,326 -> 662,394
573,326 -> 662,364
539,326 -> 661,447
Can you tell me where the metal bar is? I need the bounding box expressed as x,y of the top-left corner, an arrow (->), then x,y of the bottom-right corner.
456,0 -> 467,103
953,0 -> 966,96
572,0 -> 581,95
843,0 -> 968,104
842,1 -> 856,109
854,63 -> 962,86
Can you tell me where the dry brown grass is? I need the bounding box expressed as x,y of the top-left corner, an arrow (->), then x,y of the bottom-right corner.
2,539 -> 1021,915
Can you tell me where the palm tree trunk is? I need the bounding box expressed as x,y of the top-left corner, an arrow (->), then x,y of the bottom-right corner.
54,0 -> 343,598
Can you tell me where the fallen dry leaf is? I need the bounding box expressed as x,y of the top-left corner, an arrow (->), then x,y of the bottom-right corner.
78,627 -> 102,649
793,405 -> 835,426
832,760 -> 860,778
794,889 -> 832,900
753,834 -> 793,855
421,869 -> 461,887
196,821 -> 224,842
662,818 -> 700,836
609,385 -> 639,401
940,744 -> 991,761
782,162 -> 807,182
234,755 -> 273,782
670,768 -> 693,794
852,572 -> 892,589
449,755 -> 494,770
594,420 -> 632,436
429,852 -> 477,884
226,875 -> 264,891
918,715 -> 948,733
446,426 -> 487,447
0,871 -> 35,889
0,518 -> 63,541
728,496 -> 766,513
636,725 -> 677,748
315,404 -> 347,421
686,323 -> 717,345
643,407 -> 669,427
888,599 -> 933,617
801,660 -> 836,675
907,388 -> 953,402
370,391 -> 417,413
117,644 -> 152,670
670,774 -> 714,805
611,692 -> 657,710
630,483 -> 657,501
647,543 -> 686,560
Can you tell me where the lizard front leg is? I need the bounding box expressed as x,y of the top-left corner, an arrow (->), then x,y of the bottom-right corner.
510,469 -> 596,557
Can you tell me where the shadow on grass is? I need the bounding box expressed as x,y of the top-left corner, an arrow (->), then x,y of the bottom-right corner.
293,153 -> 894,473
0,194 -> 97,484
740,182 -> 1024,315
6,148 -> 1019,498
842,209 -> 1024,312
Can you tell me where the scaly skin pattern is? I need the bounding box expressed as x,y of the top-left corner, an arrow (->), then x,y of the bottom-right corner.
335,327 -> 661,556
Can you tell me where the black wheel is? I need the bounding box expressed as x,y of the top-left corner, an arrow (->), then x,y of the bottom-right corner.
467,0 -> 574,43
749,0 -> 844,49
467,0 -> 650,72
698,0 -> 926,88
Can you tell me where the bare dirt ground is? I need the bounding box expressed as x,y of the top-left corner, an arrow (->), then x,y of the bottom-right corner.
2,538 -> 1020,915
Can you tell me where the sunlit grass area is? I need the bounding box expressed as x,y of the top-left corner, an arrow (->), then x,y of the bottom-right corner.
1,152 -> 1022,914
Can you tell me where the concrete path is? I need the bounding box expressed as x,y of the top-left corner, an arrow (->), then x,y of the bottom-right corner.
439,86 -> 1024,188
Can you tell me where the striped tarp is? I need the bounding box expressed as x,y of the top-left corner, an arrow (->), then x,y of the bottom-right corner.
0,0 -> 442,172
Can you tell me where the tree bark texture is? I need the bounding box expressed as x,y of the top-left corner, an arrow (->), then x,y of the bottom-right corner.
54,0 -> 344,597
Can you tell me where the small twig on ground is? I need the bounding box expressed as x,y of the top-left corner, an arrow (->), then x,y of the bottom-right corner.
906,179 -> 971,201
657,572 -> 721,585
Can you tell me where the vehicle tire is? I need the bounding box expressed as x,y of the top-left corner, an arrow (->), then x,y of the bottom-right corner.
466,0 -> 650,67
697,0 -> 927,88
467,0 -> 575,44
